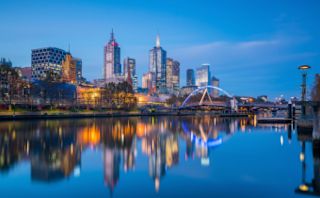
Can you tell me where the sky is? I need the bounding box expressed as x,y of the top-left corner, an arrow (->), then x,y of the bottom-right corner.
0,0 -> 319,99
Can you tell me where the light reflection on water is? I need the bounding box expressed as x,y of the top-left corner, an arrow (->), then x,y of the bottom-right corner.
0,116 -> 318,197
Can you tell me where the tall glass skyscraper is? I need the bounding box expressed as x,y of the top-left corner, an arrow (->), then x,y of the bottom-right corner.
104,30 -> 121,80
166,58 -> 180,95
196,64 -> 211,87
186,69 -> 195,86
149,35 -> 167,94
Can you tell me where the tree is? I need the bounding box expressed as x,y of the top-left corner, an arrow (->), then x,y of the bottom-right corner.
103,81 -> 137,110
0,65 -> 20,107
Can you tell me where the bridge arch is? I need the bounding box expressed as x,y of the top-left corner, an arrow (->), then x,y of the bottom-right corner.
180,85 -> 234,107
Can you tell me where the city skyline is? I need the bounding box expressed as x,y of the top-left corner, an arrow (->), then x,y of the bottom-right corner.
1,0 -> 319,99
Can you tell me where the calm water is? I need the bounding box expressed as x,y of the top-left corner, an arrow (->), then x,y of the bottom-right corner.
0,116 -> 317,198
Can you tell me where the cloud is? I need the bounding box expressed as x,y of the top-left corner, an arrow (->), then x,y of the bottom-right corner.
169,33 -> 319,98
171,35 -> 312,69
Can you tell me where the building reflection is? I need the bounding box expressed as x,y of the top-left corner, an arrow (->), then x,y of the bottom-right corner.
141,130 -> 179,192
101,119 -> 136,193
0,115 -> 299,194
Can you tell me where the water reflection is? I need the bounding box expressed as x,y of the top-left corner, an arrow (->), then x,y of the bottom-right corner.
0,116 -> 309,196
296,121 -> 320,196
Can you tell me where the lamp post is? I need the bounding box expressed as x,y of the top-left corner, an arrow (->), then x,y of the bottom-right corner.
298,65 -> 311,116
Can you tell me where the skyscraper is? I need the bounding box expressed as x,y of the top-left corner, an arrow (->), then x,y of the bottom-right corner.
166,58 -> 180,95
196,64 -> 211,87
104,30 -> 121,80
149,35 -> 167,94
211,76 -> 220,98
31,47 -> 67,81
186,69 -> 195,86
123,57 -> 138,92
73,57 -> 82,84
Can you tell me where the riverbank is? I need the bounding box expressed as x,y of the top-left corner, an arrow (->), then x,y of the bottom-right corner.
0,111 -> 249,121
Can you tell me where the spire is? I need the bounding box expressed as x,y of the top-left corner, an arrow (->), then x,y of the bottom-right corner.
156,34 -> 160,48
111,28 -> 115,41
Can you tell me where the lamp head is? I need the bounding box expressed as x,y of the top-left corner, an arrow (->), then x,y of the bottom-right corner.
298,65 -> 311,70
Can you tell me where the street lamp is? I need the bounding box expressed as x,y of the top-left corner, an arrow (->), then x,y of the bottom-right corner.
298,65 -> 311,116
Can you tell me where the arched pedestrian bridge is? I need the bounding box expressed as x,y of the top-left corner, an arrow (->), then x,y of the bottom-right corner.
179,85 -> 238,111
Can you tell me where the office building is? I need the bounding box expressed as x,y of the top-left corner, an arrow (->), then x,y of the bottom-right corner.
166,58 -> 180,95
31,47 -> 67,81
74,57 -> 82,84
104,30 -> 121,80
123,57 -> 138,92
211,76 -> 220,98
149,35 -> 167,94
196,64 -> 211,87
186,69 -> 195,86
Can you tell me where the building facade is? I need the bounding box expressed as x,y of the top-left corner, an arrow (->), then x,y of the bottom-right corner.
142,72 -> 155,94
62,53 -> 77,84
196,64 -> 211,87
123,57 -> 138,92
211,76 -> 220,98
166,58 -> 180,95
149,35 -> 167,94
104,30 -> 121,80
186,69 -> 195,86
31,47 -> 67,81
73,57 -> 82,84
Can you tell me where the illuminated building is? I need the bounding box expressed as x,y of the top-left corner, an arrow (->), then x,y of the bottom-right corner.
186,69 -> 195,86
166,58 -> 180,95
31,47 -> 67,81
76,85 -> 101,105
149,35 -> 167,94
142,72 -> 155,94
62,53 -> 77,84
196,64 -> 211,87
211,76 -> 220,98
123,57 -> 137,92
104,29 -> 121,81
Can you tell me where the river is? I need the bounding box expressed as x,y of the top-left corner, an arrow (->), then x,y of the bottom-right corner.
0,115 -> 317,197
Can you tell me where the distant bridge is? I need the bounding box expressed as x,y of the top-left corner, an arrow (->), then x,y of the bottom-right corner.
179,85 -> 289,111
179,85 -> 238,111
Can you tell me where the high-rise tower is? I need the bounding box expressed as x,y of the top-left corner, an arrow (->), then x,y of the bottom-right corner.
149,35 -> 167,94
104,29 -> 121,80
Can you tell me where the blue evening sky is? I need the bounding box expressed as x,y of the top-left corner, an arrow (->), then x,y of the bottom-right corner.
0,0 -> 319,99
